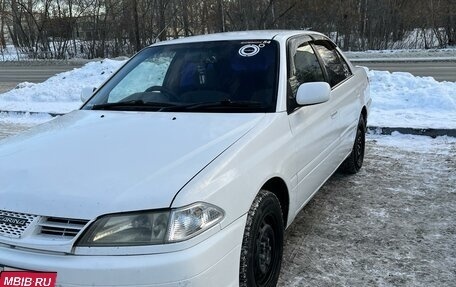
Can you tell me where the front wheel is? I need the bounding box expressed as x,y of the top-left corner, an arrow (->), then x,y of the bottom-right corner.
240,190 -> 284,287
340,116 -> 366,174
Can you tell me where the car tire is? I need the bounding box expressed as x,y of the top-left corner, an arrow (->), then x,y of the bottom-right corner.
340,116 -> 366,174
239,190 -> 284,287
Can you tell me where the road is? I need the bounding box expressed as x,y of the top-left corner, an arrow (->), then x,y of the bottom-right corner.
0,61 -> 87,93
0,60 -> 454,94
352,60 -> 456,82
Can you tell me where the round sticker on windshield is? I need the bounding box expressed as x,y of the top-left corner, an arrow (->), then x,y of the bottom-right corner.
239,44 -> 260,57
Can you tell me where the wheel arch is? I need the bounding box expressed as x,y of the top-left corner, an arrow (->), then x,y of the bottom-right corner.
261,177 -> 290,226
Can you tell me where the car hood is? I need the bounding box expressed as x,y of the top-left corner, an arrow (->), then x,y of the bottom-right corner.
0,110 -> 264,219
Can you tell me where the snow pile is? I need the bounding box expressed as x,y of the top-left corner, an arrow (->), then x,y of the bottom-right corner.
0,59 -> 126,114
0,111 -> 53,125
367,70 -> 456,129
0,57 -> 455,130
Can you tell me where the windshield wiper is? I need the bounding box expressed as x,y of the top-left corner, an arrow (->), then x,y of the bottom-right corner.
91,100 -> 175,111
159,100 -> 265,112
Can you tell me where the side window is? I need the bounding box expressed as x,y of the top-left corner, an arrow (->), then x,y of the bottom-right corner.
294,43 -> 325,85
288,41 -> 325,112
313,41 -> 351,87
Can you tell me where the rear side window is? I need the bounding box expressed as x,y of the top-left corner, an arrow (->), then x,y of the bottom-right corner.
313,41 -> 351,87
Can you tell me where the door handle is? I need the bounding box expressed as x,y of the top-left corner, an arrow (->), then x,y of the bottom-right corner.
330,111 -> 338,119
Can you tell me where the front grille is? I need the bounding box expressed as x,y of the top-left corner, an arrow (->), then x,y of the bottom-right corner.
39,217 -> 89,239
0,210 -> 38,239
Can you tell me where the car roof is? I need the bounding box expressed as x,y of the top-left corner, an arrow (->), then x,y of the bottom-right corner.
151,30 -> 328,46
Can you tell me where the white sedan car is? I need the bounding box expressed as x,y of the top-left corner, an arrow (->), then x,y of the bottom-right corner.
0,31 -> 370,287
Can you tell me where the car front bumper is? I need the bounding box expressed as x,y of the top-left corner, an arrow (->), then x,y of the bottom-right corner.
0,215 -> 246,287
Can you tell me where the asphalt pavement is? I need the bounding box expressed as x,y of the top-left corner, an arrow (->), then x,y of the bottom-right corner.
352,60 -> 456,82
0,61 -> 86,85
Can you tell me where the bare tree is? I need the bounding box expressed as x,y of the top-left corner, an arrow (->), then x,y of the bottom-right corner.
3,0 -> 455,59
0,0 -> 6,48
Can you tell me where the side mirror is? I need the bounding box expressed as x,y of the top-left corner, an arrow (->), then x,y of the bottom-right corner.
80,87 -> 96,102
296,82 -> 331,106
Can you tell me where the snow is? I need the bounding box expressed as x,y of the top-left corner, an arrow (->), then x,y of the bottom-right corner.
0,55 -> 455,130
0,111 -> 53,125
366,70 -> 456,129
368,132 -> 456,155
0,45 -> 26,61
278,134 -> 456,287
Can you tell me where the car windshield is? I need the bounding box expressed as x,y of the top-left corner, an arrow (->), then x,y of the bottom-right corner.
83,40 -> 279,113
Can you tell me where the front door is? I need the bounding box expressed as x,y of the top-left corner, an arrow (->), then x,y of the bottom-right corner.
286,38 -> 340,213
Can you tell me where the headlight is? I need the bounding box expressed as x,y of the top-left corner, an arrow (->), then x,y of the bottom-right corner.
77,211 -> 170,246
77,203 -> 224,247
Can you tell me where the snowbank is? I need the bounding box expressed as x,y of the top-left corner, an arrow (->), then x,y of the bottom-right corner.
367,70 -> 456,129
0,111 -> 53,125
0,58 -> 455,129
0,59 -> 126,114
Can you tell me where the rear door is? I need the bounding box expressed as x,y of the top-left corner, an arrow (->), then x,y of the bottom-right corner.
312,39 -> 359,161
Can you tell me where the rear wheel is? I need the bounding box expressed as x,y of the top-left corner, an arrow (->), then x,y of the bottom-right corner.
240,190 -> 284,287
340,116 -> 366,174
